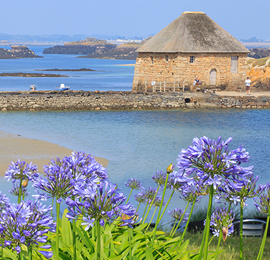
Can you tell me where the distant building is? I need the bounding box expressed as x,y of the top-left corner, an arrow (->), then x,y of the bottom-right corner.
132,12 -> 249,92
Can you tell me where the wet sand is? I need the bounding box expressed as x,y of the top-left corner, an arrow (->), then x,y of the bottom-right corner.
0,131 -> 109,176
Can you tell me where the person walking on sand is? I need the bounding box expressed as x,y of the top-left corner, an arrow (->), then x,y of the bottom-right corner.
245,77 -> 251,95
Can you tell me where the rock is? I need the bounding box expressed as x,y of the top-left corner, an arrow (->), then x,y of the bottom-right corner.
0,45 -> 43,59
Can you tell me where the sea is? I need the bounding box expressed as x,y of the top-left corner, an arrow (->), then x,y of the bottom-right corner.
0,45 -> 270,221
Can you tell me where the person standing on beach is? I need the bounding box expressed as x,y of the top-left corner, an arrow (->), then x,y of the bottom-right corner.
245,77 -> 251,95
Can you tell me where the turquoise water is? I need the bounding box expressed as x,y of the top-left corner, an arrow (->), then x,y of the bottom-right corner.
0,46 -> 135,92
1,50 -> 270,220
0,108 -> 269,219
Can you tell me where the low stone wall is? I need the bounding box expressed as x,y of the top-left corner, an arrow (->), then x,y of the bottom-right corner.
0,91 -> 270,111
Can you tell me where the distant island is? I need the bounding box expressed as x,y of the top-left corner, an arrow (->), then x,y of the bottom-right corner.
0,46 -> 42,59
42,37 -> 149,60
0,72 -> 67,77
36,68 -> 95,72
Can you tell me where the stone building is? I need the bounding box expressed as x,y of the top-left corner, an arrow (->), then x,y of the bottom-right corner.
132,12 -> 249,92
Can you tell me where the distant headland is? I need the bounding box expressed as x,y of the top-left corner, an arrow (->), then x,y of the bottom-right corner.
42,37 -> 149,60
0,45 -> 42,59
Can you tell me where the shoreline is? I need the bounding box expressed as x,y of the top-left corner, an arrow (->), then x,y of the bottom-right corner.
0,131 -> 109,176
0,90 -> 270,110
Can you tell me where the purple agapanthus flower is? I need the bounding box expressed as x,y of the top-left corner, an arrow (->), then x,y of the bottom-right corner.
177,136 -> 251,191
5,160 -> 38,183
208,207 -> 235,241
66,181 -> 137,229
0,199 -> 55,258
0,191 -> 11,211
254,183 -> 270,214
152,171 -> 166,186
33,151 -> 102,202
168,208 -> 189,222
125,178 -> 142,190
9,182 -> 30,198
217,175 -> 258,207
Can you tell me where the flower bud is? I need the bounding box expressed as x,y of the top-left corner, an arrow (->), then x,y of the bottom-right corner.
222,226 -> 228,242
166,164 -> 174,174
22,179 -> 28,187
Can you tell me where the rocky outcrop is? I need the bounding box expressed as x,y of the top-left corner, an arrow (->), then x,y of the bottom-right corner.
247,56 -> 270,91
0,45 -> 42,59
43,37 -> 142,59
248,48 -> 270,59
43,43 -> 116,55
0,91 -> 270,111
79,42 -> 140,60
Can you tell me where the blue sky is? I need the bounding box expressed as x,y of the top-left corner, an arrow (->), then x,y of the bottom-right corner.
0,0 -> 269,40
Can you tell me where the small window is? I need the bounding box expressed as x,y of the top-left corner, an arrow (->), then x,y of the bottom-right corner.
165,55 -> 169,61
150,56 -> 153,64
190,56 -> 195,63
231,56 -> 238,73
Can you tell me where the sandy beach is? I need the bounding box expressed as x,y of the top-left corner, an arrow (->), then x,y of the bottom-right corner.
0,131 -> 109,176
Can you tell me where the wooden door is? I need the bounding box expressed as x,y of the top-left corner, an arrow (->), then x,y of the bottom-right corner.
209,69 -> 217,85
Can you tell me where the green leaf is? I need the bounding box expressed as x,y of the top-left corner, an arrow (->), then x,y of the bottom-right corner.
145,246 -> 154,260
61,209 -> 72,246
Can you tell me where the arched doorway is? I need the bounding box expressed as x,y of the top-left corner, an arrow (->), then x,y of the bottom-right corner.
209,69 -> 217,85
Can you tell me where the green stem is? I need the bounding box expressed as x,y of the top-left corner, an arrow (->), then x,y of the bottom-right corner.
141,204 -> 148,223
142,186 -> 160,224
73,218 -> 77,260
256,208 -> 270,260
51,197 -> 54,217
28,246 -> 32,260
171,202 -> 190,237
128,228 -> 132,260
240,199 -> 244,260
56,201 -> 60,260
203,185 -> 214,260
214,231 -> 223,260
159,189 -> 175,221
97,220 -> 101,260
126,189 -> 133,204
18,179 -> 22,204
169,219 -> 178,237
146,206 -> 158,231
198,185 -> 213,260
136,202 -> 141,213
180,199 -> 196,243
151,172 -> 169,247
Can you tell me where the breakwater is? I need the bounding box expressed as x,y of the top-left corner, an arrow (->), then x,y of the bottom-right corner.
0,91 -> 270,111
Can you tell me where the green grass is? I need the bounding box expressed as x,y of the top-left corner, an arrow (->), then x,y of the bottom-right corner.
248,56 -> 270,67
183,231 -> 270,260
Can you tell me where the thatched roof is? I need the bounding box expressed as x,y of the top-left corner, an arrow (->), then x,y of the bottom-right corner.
137,12 -> 249,53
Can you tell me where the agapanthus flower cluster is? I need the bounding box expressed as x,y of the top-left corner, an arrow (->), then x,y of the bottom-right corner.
137,187 -> 159,205
0,199 -> 55,258
177,136 -> 251,190
152,171 -> 166,186
62,151 -> 108,180
5,160 -> 38,183
0,191 -> 10,211
125,178 -> 142,190
216,175 -> 258,207
153,196 -> 165,207
178,185 -> 202,203
168,208 -> 189,222
254,183 -> 270,214
168,170 -> 193,190
10,183 -> 30,198
209,207 -> 235,241
33,151 -> 104,202
66,181 -> 137,230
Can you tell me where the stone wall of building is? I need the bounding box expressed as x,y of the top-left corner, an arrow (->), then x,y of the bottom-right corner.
0,91 -> 270,111
132,52 -> 248,92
